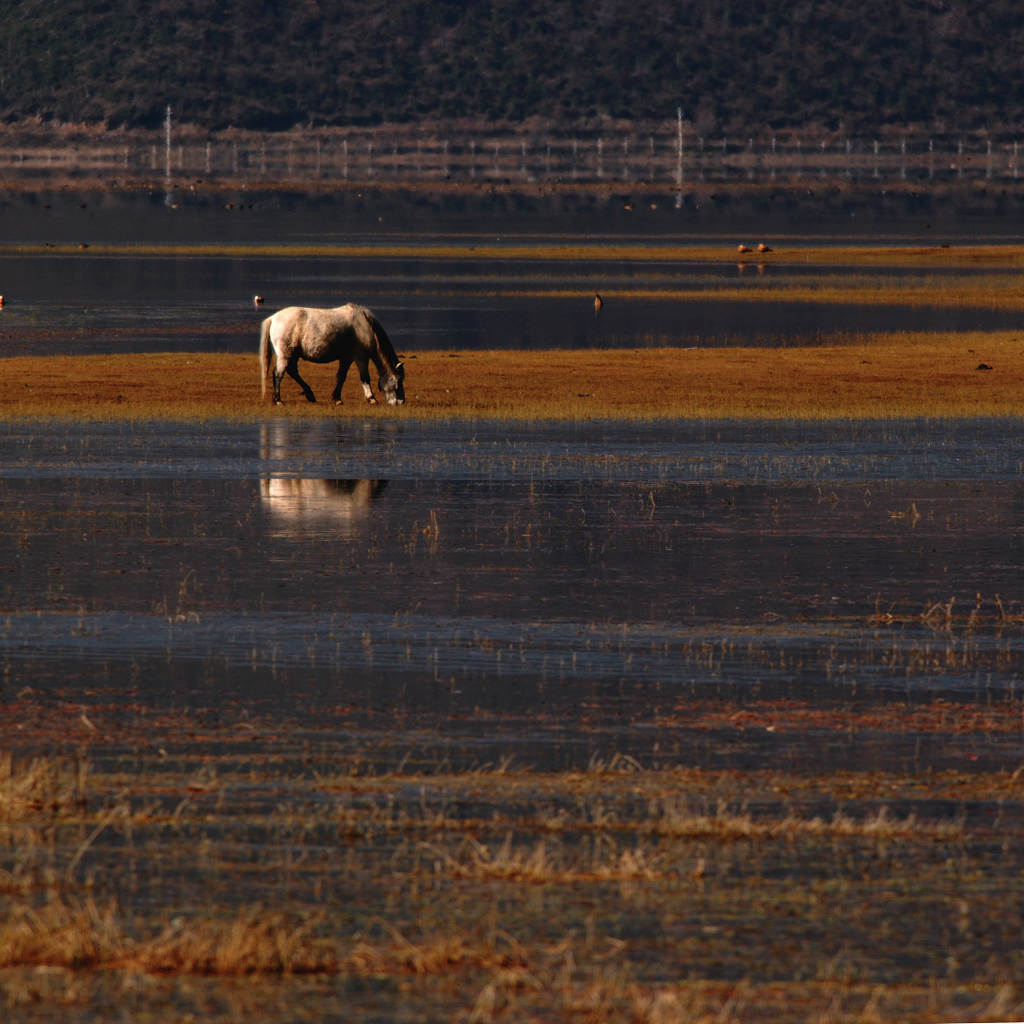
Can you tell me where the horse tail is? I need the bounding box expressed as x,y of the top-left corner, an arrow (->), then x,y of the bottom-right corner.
258,315 -> 273,400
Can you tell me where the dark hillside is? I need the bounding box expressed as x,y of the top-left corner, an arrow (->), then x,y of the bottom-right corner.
4,0 -> 1024,131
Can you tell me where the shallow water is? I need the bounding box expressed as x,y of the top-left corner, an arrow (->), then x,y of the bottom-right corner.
2,188 -> 1023,356
2,417 -> 1022,772
3,250 -> 1021,356
2,190 -> 1024,773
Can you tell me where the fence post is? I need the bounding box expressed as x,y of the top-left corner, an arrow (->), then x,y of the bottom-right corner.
164,105 -> 172,181
676,107 -> 683,194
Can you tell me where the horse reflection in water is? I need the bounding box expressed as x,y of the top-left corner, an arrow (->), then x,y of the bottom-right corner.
259,302 -> 405,406
259,421 -> 388,539
260,477 -> 388,540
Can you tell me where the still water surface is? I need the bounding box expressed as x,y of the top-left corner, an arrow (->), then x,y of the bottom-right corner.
2,417 -> 1023,770
3,251 -> 1021,356
3,187 -> 1023,356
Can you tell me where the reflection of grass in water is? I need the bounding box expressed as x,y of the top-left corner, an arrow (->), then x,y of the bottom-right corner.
1,330 -> 1024,420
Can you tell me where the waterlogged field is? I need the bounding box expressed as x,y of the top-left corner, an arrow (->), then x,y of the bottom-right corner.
1,417 -> 1024,1023
1,188 -> 1024,1022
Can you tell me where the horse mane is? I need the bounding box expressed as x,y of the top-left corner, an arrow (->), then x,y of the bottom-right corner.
362,308 -> 400,369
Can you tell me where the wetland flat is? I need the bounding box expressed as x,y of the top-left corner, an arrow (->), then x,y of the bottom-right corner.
2,416 -> 1024,1023
1,187 -> 1024,1023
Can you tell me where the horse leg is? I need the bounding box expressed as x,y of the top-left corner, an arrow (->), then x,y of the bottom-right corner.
271,351 -> 292,405
271,358 -> 285,404
331,358 -> 353,405
356,358 -> 376,404
286,359 -> 317,403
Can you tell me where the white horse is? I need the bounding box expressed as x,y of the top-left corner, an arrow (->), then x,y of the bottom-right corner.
258,303 -> 405,406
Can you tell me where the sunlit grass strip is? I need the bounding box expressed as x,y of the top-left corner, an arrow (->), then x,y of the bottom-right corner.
500,279 -> 1024,312
1,331 -> 1023,420
424,807 -> 962,884
0,753 -> 969,849
7,240 -> 1024,266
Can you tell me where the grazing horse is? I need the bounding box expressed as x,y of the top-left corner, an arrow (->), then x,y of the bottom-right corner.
259,303 -> 405,406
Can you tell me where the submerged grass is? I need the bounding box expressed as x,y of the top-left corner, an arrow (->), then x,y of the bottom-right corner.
0,730 -> 1020,1022
2,330 -> 1024,421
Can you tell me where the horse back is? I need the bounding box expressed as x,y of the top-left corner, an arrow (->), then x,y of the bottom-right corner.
266,304 -> 388,367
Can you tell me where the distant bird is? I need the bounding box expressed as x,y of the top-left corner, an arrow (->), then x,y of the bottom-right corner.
737,244 -> 751,254
757,243 -> 773,253
594,293 -> 604,313
253,295 -> 264,306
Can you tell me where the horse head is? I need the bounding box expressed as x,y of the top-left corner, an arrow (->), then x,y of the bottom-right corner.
380,361 -> 405,405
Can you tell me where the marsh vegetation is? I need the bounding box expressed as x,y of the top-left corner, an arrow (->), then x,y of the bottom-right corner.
1,190 -> 1024,1021
0,732 -> 1021,1024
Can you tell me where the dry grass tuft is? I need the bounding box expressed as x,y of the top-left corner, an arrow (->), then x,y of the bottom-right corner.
0,897 -> 334,975
0,898 -> 124,969
426,835 -> 664,884
0,753 -> 89,822
138,908 -> 334,975
346,930 -> 487,976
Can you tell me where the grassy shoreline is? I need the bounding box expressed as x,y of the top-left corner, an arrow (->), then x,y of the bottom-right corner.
1,334 -> 1023,421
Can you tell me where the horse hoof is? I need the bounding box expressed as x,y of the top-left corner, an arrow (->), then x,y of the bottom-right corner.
334,400 -> 344,406
366,397 -> 378,405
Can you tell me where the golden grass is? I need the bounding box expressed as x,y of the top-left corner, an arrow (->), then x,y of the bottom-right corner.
0,898 -> 125,969
0,753 -> 88,822
517,276 -> 1024,312
8,240 -> 1024,267
0,897 -> 334,974
2,331 -> 1023,421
